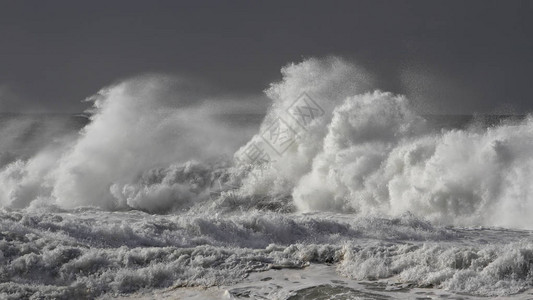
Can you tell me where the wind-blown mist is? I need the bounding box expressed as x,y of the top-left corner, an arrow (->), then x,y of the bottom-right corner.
237,57 -> 533,229
1,58 -> 533,228
2,57 -> 533,299
0,75 -> 257,211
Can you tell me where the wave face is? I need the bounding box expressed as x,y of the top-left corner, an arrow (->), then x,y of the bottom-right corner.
1,57 -> 533,298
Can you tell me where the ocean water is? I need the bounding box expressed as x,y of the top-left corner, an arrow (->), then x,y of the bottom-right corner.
2,58 -> 533,299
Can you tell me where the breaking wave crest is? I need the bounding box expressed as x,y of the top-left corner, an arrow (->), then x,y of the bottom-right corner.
1,57 -> 533,229
2,57 -> 533,298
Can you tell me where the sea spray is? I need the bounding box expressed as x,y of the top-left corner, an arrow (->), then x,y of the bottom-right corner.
1,57 -> 533,229
2,57 -> 533,298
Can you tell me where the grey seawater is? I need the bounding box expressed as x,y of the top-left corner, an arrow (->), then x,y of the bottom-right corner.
2,208 -> 533,299
1,113 -> 533,300
288,285 -> 391,300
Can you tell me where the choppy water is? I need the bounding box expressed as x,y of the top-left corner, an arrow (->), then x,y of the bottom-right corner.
1,57 -> 533,299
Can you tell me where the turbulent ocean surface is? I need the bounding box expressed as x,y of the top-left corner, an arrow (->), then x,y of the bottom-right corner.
2,58 -> 533,299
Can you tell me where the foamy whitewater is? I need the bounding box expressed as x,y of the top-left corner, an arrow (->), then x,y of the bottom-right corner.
1,57 -> 533,299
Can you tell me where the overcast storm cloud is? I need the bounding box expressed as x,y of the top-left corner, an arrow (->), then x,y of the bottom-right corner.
1,1 -> 532,114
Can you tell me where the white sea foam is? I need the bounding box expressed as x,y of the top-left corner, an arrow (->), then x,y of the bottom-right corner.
0,208 -> 532,299
1,57 -> 533,298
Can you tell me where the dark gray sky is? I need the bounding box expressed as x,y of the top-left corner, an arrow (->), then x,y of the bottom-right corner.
1,0 -> 532,113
